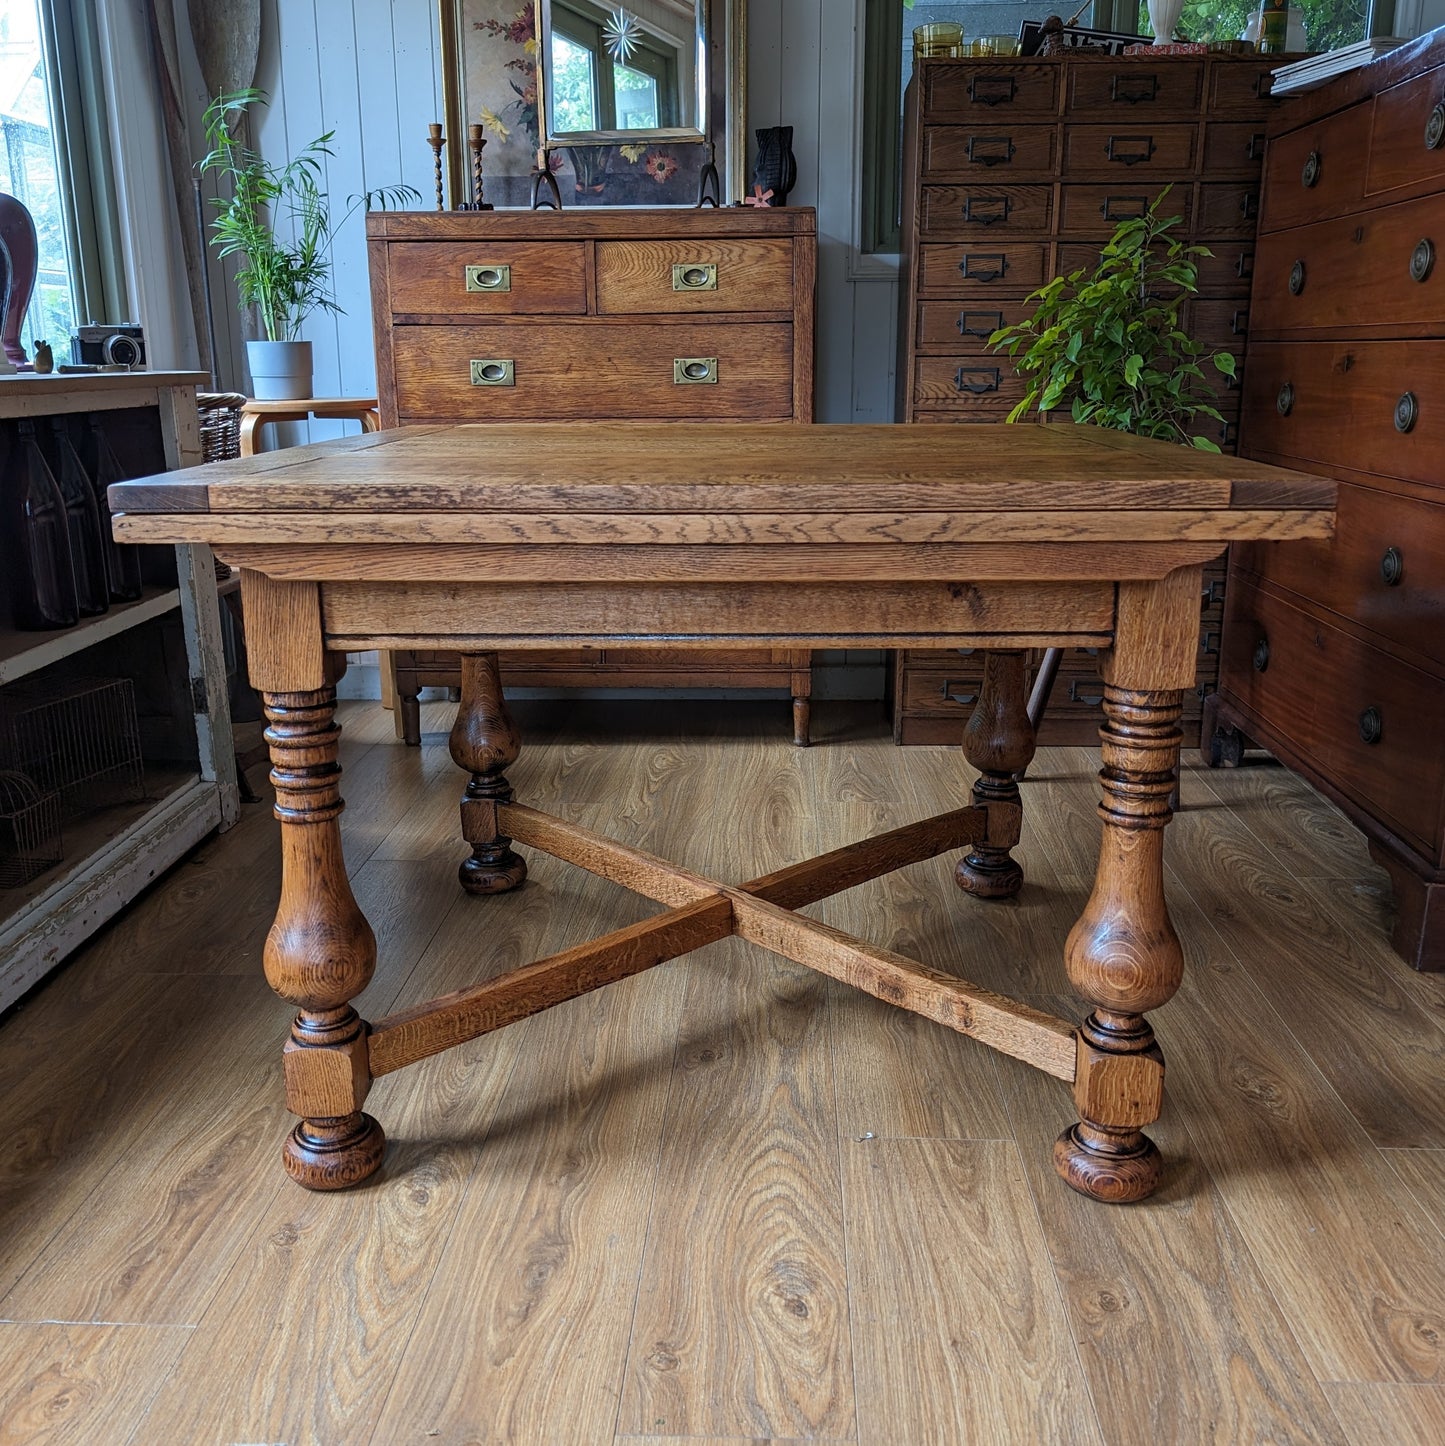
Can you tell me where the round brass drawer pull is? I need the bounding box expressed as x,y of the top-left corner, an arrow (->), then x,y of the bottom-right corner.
1427,102 -> 1445,151
1301,150 -> 1321,187
1359,706 -> 1383,745
1288,259 -> 1306,295
1381,546 -> 1404,586
1253,637 -> 1270,673
1395,391 -> 1418,433
1276,382 -> 1294,416
1411,239 -> 1435,283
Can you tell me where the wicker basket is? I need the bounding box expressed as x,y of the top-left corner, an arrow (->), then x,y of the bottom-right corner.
197,392 -> 247,465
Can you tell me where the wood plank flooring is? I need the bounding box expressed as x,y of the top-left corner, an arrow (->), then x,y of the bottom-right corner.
1,698 -> 1442,1445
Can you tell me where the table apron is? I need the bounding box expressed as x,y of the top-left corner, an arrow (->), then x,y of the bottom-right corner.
317,578 -> 1118,649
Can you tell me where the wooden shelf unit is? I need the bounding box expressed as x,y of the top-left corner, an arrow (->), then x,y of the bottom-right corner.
0,373 -> 240,1012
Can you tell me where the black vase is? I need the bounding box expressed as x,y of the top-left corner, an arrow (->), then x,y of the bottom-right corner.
753,126 -> 797,206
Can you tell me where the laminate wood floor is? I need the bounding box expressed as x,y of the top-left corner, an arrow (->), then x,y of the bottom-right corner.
1,699 -> 1442,1446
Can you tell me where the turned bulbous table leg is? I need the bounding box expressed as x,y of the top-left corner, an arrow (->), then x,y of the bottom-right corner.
452,652 -> 528,895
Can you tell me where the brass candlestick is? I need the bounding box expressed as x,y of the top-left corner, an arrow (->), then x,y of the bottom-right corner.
468,124 -> 493,210
427,123 -> 445,211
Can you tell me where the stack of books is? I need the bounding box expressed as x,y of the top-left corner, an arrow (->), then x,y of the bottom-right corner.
1269,37 -> 1407,94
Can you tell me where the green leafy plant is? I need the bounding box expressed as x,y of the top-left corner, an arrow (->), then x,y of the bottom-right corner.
199,88 -> 418,341
988,191 -> 1237,451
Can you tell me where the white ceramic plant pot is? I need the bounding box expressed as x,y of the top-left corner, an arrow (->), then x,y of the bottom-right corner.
247,339 -> 313,400
1148,0 -> 1186,42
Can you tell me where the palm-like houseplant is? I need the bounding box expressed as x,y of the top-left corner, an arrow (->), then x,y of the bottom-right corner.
199,87 -> 416,398
989,191 -> 1237,450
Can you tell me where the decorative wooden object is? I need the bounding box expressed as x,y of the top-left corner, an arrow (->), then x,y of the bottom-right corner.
109,421 -> 1333,1203
1209,29 -> 1445,971
892,51 -> 1283,748
427,124 -> 445,211
366,206 -> 818,745
467,124 -> 491,211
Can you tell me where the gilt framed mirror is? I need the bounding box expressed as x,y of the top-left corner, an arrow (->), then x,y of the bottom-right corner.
439,1 -> 745,207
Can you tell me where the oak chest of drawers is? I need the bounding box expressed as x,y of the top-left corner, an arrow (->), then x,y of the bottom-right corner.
366,207 -> 817,744
1208,31 -> 1445,971
892,52 -> 1281,747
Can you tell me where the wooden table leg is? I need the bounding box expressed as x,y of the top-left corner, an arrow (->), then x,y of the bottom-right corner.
451,651 -> 528,895
1054,568 -> 1201,1203
956,648 -> 1035,899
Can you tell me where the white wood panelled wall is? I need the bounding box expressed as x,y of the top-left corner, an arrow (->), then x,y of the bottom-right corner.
193,0 -> 895,431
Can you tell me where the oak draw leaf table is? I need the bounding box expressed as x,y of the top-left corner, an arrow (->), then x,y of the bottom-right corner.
108,423 -> 1335,1204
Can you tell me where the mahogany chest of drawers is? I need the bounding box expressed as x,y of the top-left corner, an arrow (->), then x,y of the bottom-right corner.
892,52 -> 1281,747
366,207 -> 817,744
1208,31 -> 1445,970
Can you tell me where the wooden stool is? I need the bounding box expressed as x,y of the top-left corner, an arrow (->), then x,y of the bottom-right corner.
238,397 -> 381,457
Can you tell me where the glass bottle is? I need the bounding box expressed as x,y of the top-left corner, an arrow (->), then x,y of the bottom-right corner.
1,419 -> 78,630
49,418 -> 110,616
82,413 -> 144,602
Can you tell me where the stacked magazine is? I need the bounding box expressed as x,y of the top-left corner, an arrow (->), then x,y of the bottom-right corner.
1269,37 -> 1408,94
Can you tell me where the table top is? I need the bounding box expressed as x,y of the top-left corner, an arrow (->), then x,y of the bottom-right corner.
109,423 -> 1335,541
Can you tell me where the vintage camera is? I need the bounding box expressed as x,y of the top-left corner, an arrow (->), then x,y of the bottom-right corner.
69,323 -> 146,369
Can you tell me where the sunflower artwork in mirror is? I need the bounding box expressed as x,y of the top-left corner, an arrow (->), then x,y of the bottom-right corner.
439,1 -> 742,208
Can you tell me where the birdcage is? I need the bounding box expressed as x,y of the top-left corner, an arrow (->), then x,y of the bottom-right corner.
0,769 -> 63,888
0,677 -> 146,820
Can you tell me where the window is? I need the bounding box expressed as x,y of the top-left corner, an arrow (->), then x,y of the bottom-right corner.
1137,0 -> 1373,48
0,0 -> 76,356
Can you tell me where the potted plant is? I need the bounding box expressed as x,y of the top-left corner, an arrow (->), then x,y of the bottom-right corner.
989,191 -> 1237,450
199,88 -> 416,399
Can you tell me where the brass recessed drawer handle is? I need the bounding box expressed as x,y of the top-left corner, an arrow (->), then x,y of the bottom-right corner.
671,262 -> 718,291
470,359 -> 515,386
1381,546 -> 1404,586
1359,706 -> 1383,745
1395,391 -> 1418,433
1301,150 -> 1321,188
673,357 -> 717,384
1410,239 -> 1435,283
465,264 -> 511,292
1426,101 -> 1445,151
1276,382 -> 1294,416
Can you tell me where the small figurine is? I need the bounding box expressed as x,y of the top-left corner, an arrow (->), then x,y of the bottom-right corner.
33,339 -> 53,374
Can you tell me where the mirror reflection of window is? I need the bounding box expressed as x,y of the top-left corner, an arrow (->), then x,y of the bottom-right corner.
549,1 -> 688,134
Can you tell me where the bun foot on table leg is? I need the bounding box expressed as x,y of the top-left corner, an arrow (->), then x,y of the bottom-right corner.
954,850 -> 1023,899
459,844 -> 528,895
1053,1121 -> 1163,1204
282,1112 -> 386,1190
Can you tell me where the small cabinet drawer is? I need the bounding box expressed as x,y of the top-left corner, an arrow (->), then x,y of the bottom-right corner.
900,665 -> 987,717
1232,477 -> 1445,669
919,184 -> 1053,236
1208,60 -> 1283,112
1067,60 -> 1203,111
1061,124 -> 1197,175
1241,339 -> 1445,491
1220,577 -> 1445,852
594,238 -> 794,314
1259,109 -> 1369,232
1366,63 -> 1445,198
923,64 -> 1060,118
1189,298 -> 1252,347
384,241 -> 588,315
1060,240 -> 1253,296
913,357 -> 1026,411
917,242 -> 1048,293
1250,195 -> 1445,335
915,299 -> 1037,352
1196,181 -> 1262,236
391,322 -> 794,422
922,125 -> 1057,178
1201,121 -> 1269,174
1056,184 -> 1193,236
